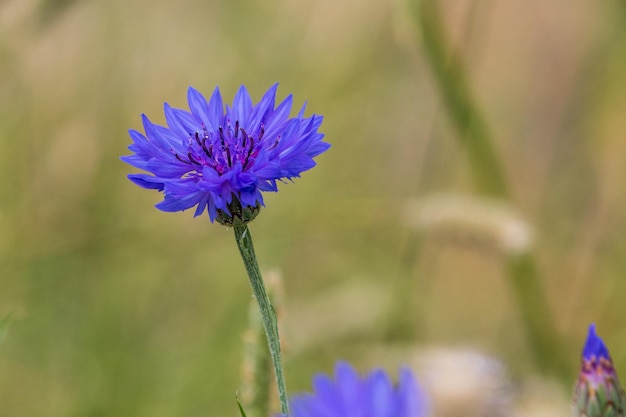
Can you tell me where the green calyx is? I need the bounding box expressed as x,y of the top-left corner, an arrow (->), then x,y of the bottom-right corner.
216,197 -> 261,226
575,375 -> 626,417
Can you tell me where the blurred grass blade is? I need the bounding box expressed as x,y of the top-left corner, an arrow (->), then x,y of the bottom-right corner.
0,313 -> 13,348
38,0 -> 80,27
411,0 -> 507,197
410,0 -> 571,381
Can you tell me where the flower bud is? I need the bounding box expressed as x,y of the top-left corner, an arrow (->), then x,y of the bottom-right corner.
573,324 -> 625,417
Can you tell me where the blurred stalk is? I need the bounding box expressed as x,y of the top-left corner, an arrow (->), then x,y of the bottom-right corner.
240,271 -> 285,417
413,1 -> 506,197
506,254 -> 569,377
234,225 -> 289,416
0,313 -> 12,349
409,0 -> 570,380
241,301 -> 272,417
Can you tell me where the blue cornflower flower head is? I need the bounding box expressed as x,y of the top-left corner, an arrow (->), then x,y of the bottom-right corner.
288,361 -> 428,417
122,84 -> 329,225
573,324 -> 625,417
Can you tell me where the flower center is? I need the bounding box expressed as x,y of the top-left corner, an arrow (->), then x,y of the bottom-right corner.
174,120 -> 266,175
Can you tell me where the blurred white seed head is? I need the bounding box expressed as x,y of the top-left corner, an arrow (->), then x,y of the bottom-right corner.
404,193 -> 534,256
515,377 -> 570,417
412,347 -> 515,417
286,279 -> 391,352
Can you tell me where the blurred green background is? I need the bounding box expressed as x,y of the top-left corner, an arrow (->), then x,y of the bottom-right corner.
1,0 -> 626,415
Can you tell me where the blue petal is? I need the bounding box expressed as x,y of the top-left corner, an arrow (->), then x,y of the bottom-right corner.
289,362 -> 426,417
290,397 -> 316,417
164,103 -> 191,140
232,85 -> 253,127
367,370 -> 393,417
239,189 -> 263,208
171,107 -> 202,135
187,87 -> 212,129
146,158 -> 190,178
281,155 -> 316,177
247,83 -> 278,130
212,192 -> 230,214
262,94 -> 293,140
311,374 -> 342,415
334,362 -> 361,415
207,86 -> 224,129
122,129 -> 164,161
277,119 -> 311,159
297,100 -> 308,118
128,174 -> 164,191
306,139 -> 331,158
153,123 -> 188,154
120,154 -> 153,171
583,323 -> 611,360
207,197 -> 217,222
193,193 -> 210,217
235,170 -> 258,190
160,178 -> 199,195
142,115 -> 173,153
249,149 -> 281,179
127,129 -> 152,155
156,191 -> 205,212
397,367 -> 428,417
258,180 -> 278,192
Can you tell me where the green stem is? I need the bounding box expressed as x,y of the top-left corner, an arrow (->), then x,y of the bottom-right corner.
411,0 -> 571,381
233,224 -> 289,416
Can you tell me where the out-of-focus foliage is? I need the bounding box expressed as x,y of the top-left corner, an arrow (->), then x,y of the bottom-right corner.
1,0 -> 626,416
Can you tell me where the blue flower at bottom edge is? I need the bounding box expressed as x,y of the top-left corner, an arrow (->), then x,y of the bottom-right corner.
122,84 -> 330,225
287,361 -> 428,417
573,324 -> 625,417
